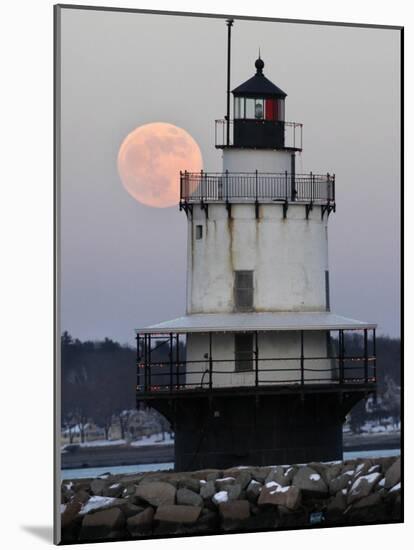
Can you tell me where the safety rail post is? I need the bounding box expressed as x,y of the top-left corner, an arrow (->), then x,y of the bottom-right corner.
373,328 -> 377,381
300,331 -> 305,386
143,334 -> 148,392
225,169 -> 229,202
310,171 -> 314,201
255,331 -> 259,388
364,329 -> 368,383
169,333 -> 173,393
148,333 -> 152,391
136,333 -> 140,392
339,330 -> 344,384
285,170 -> 288,201
176,334 -> 180,390
209,332 -> 213,390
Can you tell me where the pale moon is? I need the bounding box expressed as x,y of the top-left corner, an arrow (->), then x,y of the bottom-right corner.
117,122 -> 203,208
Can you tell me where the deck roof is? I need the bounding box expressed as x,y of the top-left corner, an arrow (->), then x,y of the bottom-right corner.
136,312 -> 377,334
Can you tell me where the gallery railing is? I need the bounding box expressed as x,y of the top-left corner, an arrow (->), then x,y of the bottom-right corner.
215,119 -> 303,150
180,171 -> 335,205
136,329 -> 376,395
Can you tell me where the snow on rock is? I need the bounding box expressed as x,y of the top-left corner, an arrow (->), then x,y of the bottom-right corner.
61,504 -> 67,514
390,482 -> 401,493
310,474 -> 321,482
212,491 -> 229,505
79,496 -> 118,515
348,472 -> 382,504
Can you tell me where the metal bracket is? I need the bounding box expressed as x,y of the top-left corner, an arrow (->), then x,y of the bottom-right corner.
283,200 -> 289,219
305,202 -> 313,220
255,201 -> 259,219
226,201 -> 232,218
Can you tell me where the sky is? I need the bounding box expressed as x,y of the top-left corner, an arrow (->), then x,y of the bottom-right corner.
59,8 -> 401,345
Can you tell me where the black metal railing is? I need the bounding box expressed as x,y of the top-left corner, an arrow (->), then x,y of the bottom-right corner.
136,329 -> 376,396
215,119 -> 303,150
180,171 -> 335,205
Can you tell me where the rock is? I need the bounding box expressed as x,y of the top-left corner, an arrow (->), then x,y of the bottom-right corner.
258,484 -> 301,511
215,477 -> 236,491
246,480 -> 262,502
126,507 -> 154,536
176,488 -> 203,507
292,466 -> 328,495
90,479 -> 107,496
352,492 -> 382,509
200,480 -> 216,499
104,483 -> 124,498
323,463 -> 342,485
327,490 -> 347,514
347,472 -> 382,505
228,484 -> 242,501
329,471 -> 354,495
118,502 -> 145,518
135,481 -> 176,507
73,489 -> 91,504
219,500 -> 250,522
154,504 -> 202,524
265,466 -> 292,487
177,477 -> 201,493
385,458 -> 401,489
61,500 -> 82,530
235,469 -> 252,490
250,467 -> 272,483
79,507 -> 125,540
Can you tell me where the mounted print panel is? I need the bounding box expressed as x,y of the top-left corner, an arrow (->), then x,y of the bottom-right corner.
55,5 -> 402,545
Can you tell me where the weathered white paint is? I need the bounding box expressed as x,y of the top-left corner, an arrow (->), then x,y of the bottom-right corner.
185,331 -> 334,387
184,148 -> 332,387
187,202 -> 329,314
222,148 -> 292,173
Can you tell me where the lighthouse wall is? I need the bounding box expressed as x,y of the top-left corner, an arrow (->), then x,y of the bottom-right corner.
222,148 -> 292,173
187,203 -> 329,314
185,330 -> 333,388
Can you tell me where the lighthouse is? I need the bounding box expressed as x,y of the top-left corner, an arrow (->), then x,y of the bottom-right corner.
136,42 -> 377,472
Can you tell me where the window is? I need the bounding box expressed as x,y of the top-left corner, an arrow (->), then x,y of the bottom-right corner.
235,333 -> 254,372
234,270 -> 254,311
195,225 -> 203,240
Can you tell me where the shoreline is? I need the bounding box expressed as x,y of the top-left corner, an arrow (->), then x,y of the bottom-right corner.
61,433 -> 400,471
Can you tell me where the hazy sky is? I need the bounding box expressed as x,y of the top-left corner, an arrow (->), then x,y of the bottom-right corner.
59,8 -> 400,345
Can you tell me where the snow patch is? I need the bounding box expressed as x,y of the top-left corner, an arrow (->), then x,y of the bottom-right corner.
310,473 -> 321,482
213,491 -> 228,504
79,496 -> 117,515
61,504 -> 67,514
350,473 -> 381,495
390,482 -> 401,493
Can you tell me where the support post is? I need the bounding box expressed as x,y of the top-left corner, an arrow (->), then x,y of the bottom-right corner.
291,153 -> 296,201
169,333 -> 173,393
209,332 -> 213,390
136,333 -> 140,392
364,329 -> 368,383
373,328 -> 377,381
148,333 -> 152,391
300,330 -> 304,386
255,331 -> 259,388
144,334 -> 148,392
176,334 -> 180,390
339,330 -> 344,384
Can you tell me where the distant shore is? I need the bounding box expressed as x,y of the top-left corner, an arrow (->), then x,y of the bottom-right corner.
61,432 -> 400,470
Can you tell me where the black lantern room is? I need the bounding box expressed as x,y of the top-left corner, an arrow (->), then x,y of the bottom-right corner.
232,57 -> 287,149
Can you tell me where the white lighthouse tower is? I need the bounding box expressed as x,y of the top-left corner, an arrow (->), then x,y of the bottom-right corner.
136,43 -> 377,472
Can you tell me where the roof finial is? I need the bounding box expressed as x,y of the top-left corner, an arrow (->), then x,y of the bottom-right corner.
255,51 -> 264,74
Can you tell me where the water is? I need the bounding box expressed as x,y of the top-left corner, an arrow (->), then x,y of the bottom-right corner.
61,448 -> 400,480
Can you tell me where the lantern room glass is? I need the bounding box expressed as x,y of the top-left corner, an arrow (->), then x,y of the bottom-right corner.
234,97 -> 285,121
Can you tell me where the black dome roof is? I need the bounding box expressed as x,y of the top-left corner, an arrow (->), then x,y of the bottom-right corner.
232,58 -> 287,99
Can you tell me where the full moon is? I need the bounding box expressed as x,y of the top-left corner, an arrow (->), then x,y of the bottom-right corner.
117,122 -> 203,208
